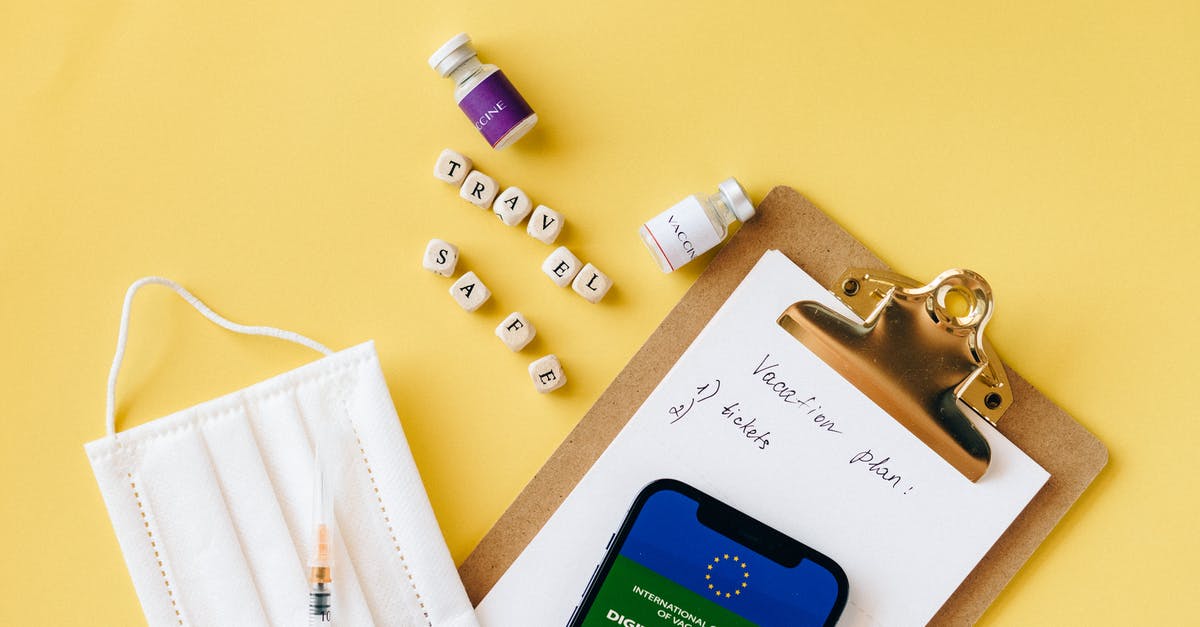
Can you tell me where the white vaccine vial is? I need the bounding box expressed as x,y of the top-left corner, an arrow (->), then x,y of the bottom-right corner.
429,33 -> 538,150
639,178 -> 756,273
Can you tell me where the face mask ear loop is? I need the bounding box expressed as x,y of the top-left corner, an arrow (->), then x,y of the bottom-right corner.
105,276 -> 335,437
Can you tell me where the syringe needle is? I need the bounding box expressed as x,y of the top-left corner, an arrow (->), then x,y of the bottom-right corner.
308,434 -> 334,624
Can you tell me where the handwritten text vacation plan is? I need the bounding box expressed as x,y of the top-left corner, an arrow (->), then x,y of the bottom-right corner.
667,351 -> 917,495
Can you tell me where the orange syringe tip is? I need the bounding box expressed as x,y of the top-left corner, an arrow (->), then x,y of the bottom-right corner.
308,523 -> 333,583
309,565 -> 332,584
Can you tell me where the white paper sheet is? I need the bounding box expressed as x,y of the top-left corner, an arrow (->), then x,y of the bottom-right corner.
477,251 -> 1048,626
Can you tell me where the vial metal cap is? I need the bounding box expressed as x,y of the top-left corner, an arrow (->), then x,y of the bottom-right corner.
429,33 -> 477,77
718,178 -> 756,222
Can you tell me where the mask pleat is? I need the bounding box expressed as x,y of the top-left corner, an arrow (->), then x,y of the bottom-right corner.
326,516 -> 380,627
138,422 -> 270,624
315,370 -> 432,623
354,363 -> 460,625
337,423 -> 429,622
243,389 -> 320,618
86,456 -> 182,625
205,399 -> 309,625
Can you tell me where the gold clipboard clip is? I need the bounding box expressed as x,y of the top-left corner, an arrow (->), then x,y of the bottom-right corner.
778,268 -> 1012,482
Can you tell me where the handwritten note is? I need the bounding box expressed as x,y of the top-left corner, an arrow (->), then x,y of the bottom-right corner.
477,251 -> 1048,626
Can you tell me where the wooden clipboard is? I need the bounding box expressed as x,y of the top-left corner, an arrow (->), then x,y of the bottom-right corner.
459,185 -> 1108,624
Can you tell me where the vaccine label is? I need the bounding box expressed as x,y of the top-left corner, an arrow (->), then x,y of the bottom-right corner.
641,198 -> 723,271
459,71 -> 536,147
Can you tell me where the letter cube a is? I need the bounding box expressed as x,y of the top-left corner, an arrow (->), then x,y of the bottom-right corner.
541,246 -> 582,287
493,186 -> 533,226
528,354 -> 566,393
495,312 -> 536,352
527,205 -> 564,244
433,149 -> 472,185
571,262 -> 612,304
460,170 -> 499,208
422,238 -> 459,277
449,271 -> 491,312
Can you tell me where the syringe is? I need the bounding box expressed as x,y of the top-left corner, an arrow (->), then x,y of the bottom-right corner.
308,433 -> 334,625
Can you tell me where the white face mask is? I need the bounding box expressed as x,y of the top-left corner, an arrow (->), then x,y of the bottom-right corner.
86,277 -> 478,627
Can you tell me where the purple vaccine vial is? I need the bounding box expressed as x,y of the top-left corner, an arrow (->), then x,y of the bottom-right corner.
429,33 -> 538,150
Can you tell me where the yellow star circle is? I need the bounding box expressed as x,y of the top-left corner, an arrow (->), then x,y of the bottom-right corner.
705,553 -> 750,599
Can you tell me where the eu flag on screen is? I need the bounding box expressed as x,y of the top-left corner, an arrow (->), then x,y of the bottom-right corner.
617,490 -> 840,626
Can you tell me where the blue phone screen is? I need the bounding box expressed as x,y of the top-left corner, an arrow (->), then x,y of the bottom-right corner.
581,489 -> 843,627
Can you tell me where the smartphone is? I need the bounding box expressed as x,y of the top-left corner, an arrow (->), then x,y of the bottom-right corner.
569,479 -> 848,627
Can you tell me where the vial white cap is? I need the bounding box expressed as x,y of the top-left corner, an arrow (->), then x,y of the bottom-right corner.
429,33 -> 477,77
718,178 -> 756,222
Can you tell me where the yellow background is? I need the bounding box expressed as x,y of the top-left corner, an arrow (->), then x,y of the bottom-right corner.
2,1 -> 1197,624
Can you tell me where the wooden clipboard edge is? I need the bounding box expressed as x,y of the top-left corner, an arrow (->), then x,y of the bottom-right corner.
458,185 -> 1109,624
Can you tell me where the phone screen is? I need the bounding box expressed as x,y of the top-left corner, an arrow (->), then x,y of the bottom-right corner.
574,481 -> 846,627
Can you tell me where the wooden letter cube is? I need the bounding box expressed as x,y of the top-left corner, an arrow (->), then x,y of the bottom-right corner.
460,170 -> 498,208
495,312 -> 536,352
449,271 -> 491,312
422,238 -> 459,277
528,354 -> 566,393
527,205 -> 564,244
493,186 -> 533,226
541,246 -> 582,287
433,149 -> 472,185
571,262 -> 612,304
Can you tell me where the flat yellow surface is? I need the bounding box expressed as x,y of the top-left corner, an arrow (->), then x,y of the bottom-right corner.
2,1 -> 1197,624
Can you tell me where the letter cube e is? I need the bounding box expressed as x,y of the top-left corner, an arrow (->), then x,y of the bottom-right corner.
541,246 -> 582,287
528,354 -> 566,393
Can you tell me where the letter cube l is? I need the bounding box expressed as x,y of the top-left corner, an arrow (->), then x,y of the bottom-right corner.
571,262 -> 612,304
